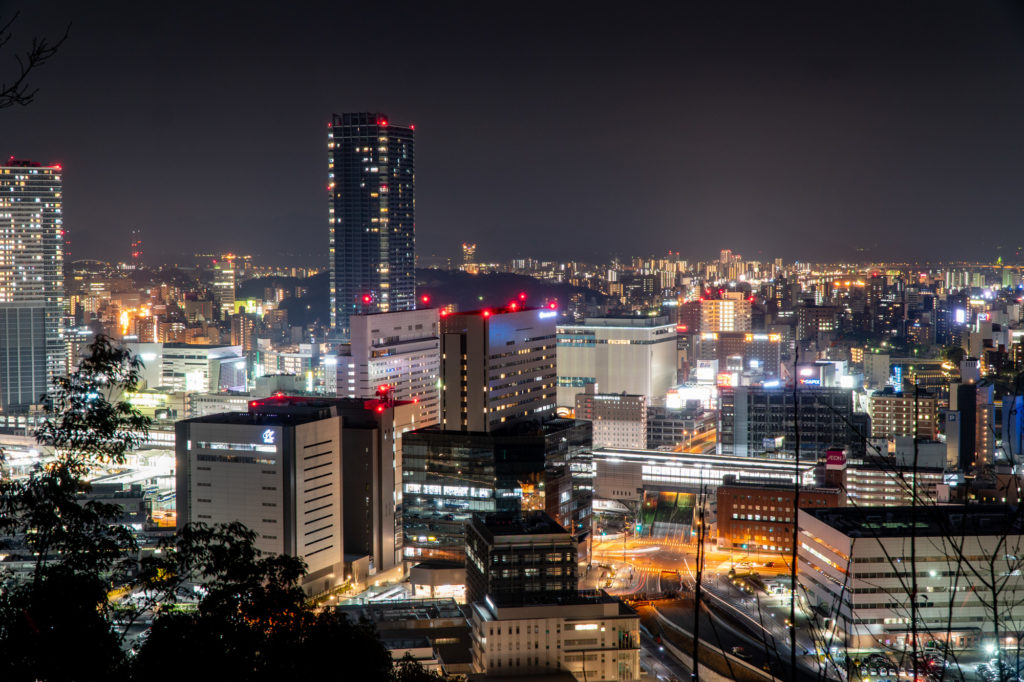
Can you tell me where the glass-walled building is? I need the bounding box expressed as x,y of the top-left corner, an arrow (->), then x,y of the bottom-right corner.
402,419 -> 592,563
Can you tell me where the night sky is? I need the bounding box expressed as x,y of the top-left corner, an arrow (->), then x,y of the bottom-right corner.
5,1 -> 1024,265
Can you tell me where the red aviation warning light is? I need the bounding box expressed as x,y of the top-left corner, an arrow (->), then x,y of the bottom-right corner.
547,301 -> 557,310
482,309 -> 492,318
518,292 -> 527,301
362,294 -> 373,304
508,301 -> 518,311
421,294 -> 431,305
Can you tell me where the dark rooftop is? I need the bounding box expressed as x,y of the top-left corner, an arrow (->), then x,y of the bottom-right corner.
473,510 -> 571,538
336,598 -> 465,624
487,589 -> 636,612
803,504 -> 1024,537
185,394 -> 413,427
871,386 -> 935,398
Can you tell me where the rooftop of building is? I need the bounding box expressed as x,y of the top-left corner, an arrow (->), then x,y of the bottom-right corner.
336,598 -> 465,625
472,511 -> 572,539
871,386 -> 936,398
479,589 -> 637,613
717,480 -> 842,496
594,447 -> 816,470
853,454 -> 946,472
162,342 -> 238,349
409,560 -> 465,571
442,304 -> 553,319
467,672 -> 577,682
571,315 -> 671,328
185,394 -> 412,427
407,417 -> 588,440
4,158 -> 49,168
803,504 -> 1024,537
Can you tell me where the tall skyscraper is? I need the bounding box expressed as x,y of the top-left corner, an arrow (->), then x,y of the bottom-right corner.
211,254 -> 236,320
328,112 -> 415,338
0,159 -> 65,412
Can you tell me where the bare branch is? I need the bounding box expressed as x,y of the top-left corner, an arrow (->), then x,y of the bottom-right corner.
0,12 -> 70,110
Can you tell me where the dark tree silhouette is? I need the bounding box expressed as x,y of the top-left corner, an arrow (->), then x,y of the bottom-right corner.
0,336 -> 148,680
132,523 -> 399,682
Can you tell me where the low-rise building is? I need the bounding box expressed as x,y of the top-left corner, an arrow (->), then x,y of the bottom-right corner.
716,482 -> 842,553
466,511 -> 578,606
575,386 -> 646,450
798,505 -> 1024,651
338,598 -> 473,677
469,593 -> 641,681
646,403 -> 716,451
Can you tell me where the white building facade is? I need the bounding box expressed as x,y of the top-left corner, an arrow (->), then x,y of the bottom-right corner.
469,596 -> 641,681
556,317 -> 676,409
331,308 -> 440,426
798,505 -> 1024,652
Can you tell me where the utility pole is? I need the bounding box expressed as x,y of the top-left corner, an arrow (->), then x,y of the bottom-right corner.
692,474 -> 707,682
790,344 -> 800,680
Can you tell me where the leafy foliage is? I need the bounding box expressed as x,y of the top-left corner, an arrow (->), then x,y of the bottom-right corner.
0,336 -> 147,680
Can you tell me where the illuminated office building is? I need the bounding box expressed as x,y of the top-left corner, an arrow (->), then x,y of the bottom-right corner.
401,418 -> 591,563
331,308 -> 440,426
328,112 -> 415,338
574,386 -> 646,449
693,331 -> 782,379
719,385 -> 865,458
555,316 -> 676,408
465,510 -> 578,605
700,297 -> 751,333
0,160 -> 65,412
440,306 -> 557,431
176,395 -> 419,589
799,505 -> 1024,650
211,255 -> 236,320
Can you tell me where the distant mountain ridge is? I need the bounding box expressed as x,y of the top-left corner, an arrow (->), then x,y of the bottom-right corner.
240,269 -> 607,327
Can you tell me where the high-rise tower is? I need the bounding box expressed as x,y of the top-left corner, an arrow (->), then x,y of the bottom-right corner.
328,112 -> 415,338
0,159 -> 65,412
440,306 -> 558,431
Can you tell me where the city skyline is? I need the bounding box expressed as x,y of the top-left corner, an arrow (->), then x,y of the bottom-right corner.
9,4 -> 1024,681
4,2 -> 1024,265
